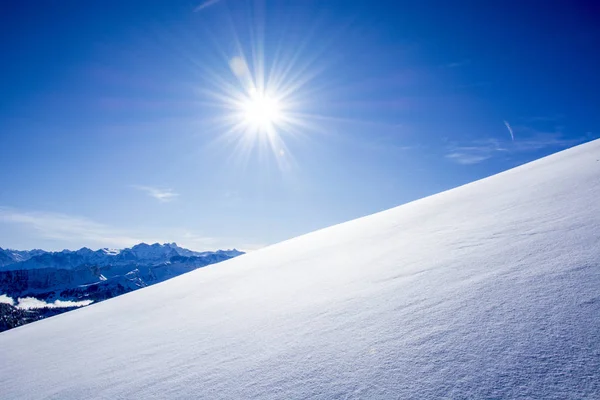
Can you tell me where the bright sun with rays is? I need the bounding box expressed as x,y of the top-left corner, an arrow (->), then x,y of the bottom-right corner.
203,49 -> 320,169
242,88 -> 282,130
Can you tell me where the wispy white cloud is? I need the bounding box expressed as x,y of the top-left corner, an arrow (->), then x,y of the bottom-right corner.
445,138 -> 506,165
508,128 -> 591,152
445,128 -> 593,165
194,0 -> 223,12
504,120 -> 514,141
446,152 -> 493,165
0,207 -> 257,253
133,185 -> 179,203
0,207 -> 145,249
0,294 -> 14,306
15,297 -> 93,310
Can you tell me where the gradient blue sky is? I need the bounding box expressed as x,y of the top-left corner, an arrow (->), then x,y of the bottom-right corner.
1,0 -> 599,251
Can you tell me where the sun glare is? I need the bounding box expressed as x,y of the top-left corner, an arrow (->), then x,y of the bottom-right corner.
199,17 -> 329,170
243,88 -> 281,130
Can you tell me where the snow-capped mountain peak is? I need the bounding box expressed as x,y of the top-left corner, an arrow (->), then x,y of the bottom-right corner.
99,248 -> 121,255
0,248 -> 48,267
0,243 -> 240,271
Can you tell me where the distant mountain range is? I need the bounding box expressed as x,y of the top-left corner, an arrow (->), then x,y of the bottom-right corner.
0,243 -> 244,332
0,242 -> 242,270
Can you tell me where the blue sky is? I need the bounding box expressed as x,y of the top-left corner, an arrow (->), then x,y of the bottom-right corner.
1,0 -> 598,251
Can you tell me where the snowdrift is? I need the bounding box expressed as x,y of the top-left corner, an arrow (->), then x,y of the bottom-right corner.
1,140 -> 599,399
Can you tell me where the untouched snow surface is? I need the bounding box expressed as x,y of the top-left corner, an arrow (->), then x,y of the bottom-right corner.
1,140 -> 600,399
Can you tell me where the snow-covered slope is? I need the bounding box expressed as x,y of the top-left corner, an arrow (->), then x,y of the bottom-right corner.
2,140 -> 600,399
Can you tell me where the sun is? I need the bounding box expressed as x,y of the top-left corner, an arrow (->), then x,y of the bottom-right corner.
242,88 -> 282,130
201,47 -> 322,169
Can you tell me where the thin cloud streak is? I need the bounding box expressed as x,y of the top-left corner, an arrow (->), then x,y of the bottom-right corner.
0,208 -> 227,252
133,185 -> 179,203
0,207 -> 249,252
0,207 -> 145,248
445,138 -> 506,165
504,120 -> 515,141
446,152 -> 492,165
194,0 -> 223,12
445,129 -> 593,165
